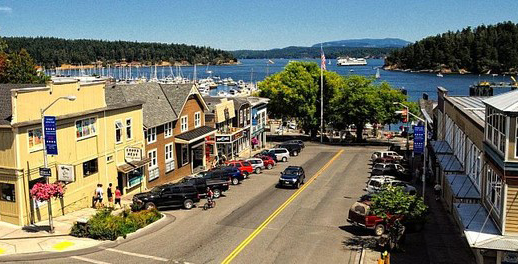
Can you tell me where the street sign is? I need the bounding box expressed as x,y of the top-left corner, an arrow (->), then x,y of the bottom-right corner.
39,167 -> 51,177
57,164 -> 75,182
125,147 -> 142,162
44,116 -> 58,155
414,125 -> 425,154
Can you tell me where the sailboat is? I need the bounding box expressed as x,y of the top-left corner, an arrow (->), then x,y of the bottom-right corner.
267,59 -> 274,64
375,68 -> 381,79
437,72 -> 444,78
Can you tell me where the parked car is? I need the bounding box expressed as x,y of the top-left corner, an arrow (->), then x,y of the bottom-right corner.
366,175 -> 397,193
255,150 -> 278,162
347,201 -> 401,236
225,160 -> 254,178
255,155 -> 276,169
283,139 -> 305,149
371,163 -> 408,177
179,176 -> 229,199
198,167 -> 244,185
269,148 -> 290,162
276,143 -> 302,156
371,151 -> 404,161
278,166 -> 305,189
390,181 -> 417,195
246,158 -> 266,174
132,184 -> 200,210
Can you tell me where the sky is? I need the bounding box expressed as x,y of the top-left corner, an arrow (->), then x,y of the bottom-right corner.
0,0 -> 517,50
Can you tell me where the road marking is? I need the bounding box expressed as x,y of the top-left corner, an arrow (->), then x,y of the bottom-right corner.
0,248 -> 4,255
103,248 -> 169,261
52,241 -> 74,251
70,256 -> 110,264
222,149 -> 344,264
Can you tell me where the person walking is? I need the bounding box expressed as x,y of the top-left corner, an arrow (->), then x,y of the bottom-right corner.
434,183 -> 442,201
95,184 -> 104,209
107,183 -> 113,208
115,186 -> 122,209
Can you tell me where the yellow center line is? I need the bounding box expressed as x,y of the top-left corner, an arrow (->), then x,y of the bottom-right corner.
221,149 -> 344,264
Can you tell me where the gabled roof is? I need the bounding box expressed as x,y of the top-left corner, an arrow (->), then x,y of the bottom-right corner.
105,83 -> 177,128
446,96 -> 487,127
0,83 -> 45,126
483,89 -> 518,113
160,83 -> 208,114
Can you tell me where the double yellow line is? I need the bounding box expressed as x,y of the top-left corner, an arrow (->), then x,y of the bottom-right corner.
221,149 -> 344,264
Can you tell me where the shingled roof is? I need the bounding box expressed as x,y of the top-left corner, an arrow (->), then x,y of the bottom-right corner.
159,83 -> 194,114
0,83 -> 45,126
105,83 -> 177,128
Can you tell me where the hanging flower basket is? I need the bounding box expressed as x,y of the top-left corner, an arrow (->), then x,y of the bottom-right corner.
30,182 -> 65,202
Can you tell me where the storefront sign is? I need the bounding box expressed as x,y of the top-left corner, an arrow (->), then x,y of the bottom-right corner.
414,125 -> 425,154
44,116 -> 58,155
232,131 -> 243,141
216,136 -> 231,143
57,164 -> 75,182
252,108 -> 258,126
39,168 -> 51,177
125,147 -> 142,162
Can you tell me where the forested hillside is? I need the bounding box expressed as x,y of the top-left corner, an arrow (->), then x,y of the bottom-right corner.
3,37 -> 237,67
384,21 -> 518,74
232,46 -> 396,59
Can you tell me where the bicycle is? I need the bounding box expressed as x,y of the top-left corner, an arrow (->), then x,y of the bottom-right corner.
203,199 -> 216,210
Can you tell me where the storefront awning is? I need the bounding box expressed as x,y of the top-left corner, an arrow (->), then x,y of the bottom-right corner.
473,235 -> 518,251
453,203 -> 500,247
117,157 -> 151,173
447,174 -> 481,199
437,154 -> 463,172
431,140 -> 453,154
175,126 -> 216,144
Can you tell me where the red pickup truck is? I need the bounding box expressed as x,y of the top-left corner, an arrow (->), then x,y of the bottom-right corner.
347,201 -> 400,236
255,155 -> 276,170
225,160 -> 254,178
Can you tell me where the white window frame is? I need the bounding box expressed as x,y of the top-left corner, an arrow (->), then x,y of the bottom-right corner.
165,143 -> 175,172
126,118 -> 133,140
148,149 -> 159,181
486,167 -> 502,215
194,112 -> 201,128
27,127 -> 43,151
75,117 -> 97,140
164,121 -> 173,138
115,120 -> 123,144
146,127 -> 157,144
181,116 -> 188,132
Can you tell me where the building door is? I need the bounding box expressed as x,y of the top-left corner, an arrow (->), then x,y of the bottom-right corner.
117,172 -> 124,195
192,143 -> 205,173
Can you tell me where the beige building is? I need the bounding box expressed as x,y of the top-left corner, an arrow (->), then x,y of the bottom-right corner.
0,78 -> 146,225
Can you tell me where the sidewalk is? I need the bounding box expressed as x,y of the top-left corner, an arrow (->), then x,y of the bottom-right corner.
363,185 -> 475,264
0,199 -> 132,256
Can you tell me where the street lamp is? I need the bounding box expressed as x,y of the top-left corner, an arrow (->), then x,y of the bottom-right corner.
41,95 -> 76,233
394,102 -> 428,199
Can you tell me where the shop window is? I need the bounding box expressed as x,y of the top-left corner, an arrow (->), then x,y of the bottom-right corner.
76,117 -> 96,139
0,183 -> 15,202
127,167 -> 143,188
164,122 -> 173,138
165,143 -> 175,172
181,116 -> 188,132
126,118 -> 132,140
194,112 -> 201,128
146,127 -> 156,144
115,120 -> 123,144
28,128 -> 43,150
181,144 -> 189,166
83,159 -> 98,177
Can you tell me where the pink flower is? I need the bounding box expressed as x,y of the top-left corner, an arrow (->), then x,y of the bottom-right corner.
30,182 -> 66,202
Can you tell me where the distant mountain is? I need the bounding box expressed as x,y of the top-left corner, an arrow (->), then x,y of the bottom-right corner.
231,46 -> 397,60
312,38 -> 411,48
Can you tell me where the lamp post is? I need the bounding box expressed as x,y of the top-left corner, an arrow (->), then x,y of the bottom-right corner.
40,95 -> 76,233
394,102 -> 427,198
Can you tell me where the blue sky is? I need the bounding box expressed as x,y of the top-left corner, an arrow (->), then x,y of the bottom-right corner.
0,0 -> 517,50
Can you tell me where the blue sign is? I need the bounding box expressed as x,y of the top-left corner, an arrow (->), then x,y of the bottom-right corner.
413,125 -> 425,154
252,108 -> 258,126
44,116 -> 58,155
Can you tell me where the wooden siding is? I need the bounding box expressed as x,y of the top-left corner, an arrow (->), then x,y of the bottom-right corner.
506,185 -> 518,234
0,128 -> 15,168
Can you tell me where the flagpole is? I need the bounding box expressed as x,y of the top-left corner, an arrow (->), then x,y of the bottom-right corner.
320,44 -> 324,143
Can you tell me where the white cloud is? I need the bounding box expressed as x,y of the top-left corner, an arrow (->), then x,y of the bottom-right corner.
0,7 -> 12,13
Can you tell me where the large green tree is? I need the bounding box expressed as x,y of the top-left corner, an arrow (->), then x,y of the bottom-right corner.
0,48 -> 47,84
370,185 -> 427,223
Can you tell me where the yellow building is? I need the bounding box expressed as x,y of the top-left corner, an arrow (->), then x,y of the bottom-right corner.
0,78 -> 147,225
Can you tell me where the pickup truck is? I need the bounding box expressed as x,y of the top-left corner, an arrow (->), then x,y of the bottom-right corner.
347,201 -> 401,236
179,176 -> 230,199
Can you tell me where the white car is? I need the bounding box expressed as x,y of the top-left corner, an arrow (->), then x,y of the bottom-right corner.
366,176 -> 397,193
269,148 -> 290,162
246,158 -> 265,174
371,151 -> 403,161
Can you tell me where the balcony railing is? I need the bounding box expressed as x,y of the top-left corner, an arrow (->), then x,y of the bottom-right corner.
148,167 -> 159,181
165,160 -> 175,173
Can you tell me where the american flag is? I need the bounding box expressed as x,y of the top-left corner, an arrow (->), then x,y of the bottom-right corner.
320,48 -> 326,71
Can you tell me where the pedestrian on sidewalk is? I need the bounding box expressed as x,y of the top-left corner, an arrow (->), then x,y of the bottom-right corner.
115,186 -> 122,209
434,183 -> 442,201
107,183 -> 113,208
95,184 -> 104,209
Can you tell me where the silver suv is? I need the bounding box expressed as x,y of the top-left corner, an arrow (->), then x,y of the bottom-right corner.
269,148 -> 290,162
246,158 -> 265,174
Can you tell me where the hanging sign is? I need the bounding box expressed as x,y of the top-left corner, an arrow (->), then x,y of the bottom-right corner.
44,116 -> 58,155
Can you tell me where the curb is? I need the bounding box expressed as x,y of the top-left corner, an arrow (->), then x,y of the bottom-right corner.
0,234 -> 70,241
0,213 -> 175,262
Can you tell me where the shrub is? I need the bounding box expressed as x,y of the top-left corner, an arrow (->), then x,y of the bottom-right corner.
70,208 -> 162,240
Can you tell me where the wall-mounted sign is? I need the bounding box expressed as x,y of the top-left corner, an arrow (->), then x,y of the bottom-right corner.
232,131 -> 244,141
125,147 -> 142,162
39,168 -> 51,177
216,136 -> 231,143
57,164 -> 75,182
44,116 -> 58,155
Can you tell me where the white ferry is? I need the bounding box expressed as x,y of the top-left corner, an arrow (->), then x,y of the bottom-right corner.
336,57 -> 368,66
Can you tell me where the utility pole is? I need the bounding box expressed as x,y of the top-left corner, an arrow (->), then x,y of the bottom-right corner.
320,44 -> 324,143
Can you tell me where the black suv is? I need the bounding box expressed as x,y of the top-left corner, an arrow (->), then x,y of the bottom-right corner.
277,143 -> 302,156
133,184 -> 200,210
278,166 -> 306,188
283,140 -> 305,149
198,167 -> 245,185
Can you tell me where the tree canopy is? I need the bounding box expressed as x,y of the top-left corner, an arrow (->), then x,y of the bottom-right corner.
370,186 -> 427,223
385,21 -> 518,74
232,46 -> 396,59
0,39 -> 47,84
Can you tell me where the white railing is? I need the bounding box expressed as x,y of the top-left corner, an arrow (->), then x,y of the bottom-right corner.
148,167 -> 159,181
165,160 -> 175,173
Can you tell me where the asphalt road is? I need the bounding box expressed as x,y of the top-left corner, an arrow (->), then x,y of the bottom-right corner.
17,144 -> 380,264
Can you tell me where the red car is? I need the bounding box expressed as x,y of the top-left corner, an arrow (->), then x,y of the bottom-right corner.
256,155 -> 276,170
225,160 -> 254,178
347,201 -> 401,236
